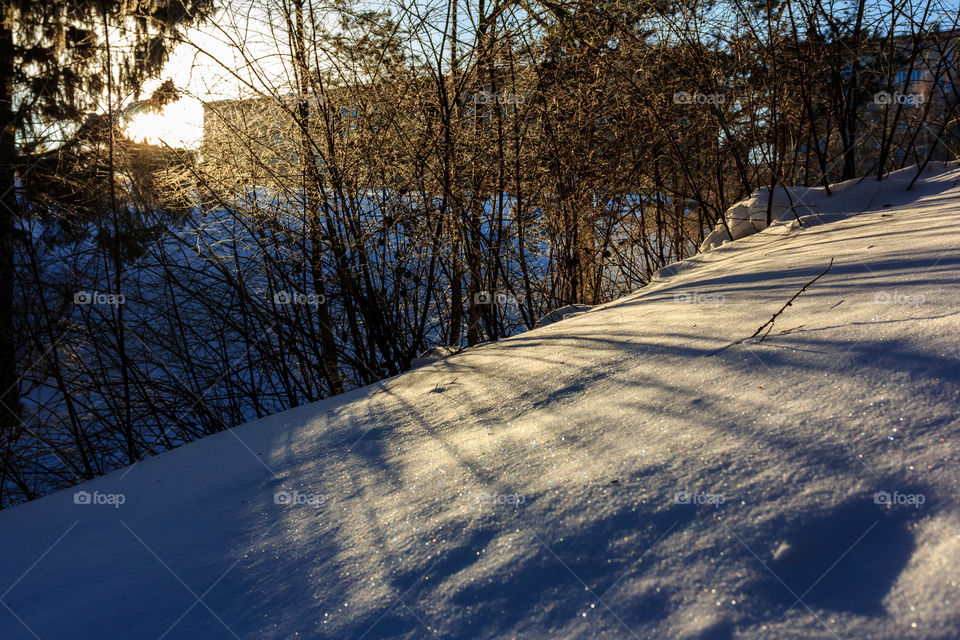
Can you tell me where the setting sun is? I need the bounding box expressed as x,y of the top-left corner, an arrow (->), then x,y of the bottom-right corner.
125,99 -> 203,148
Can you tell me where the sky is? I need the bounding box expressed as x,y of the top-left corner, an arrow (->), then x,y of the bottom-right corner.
127,27 -> 253,148
125,0 -> 355,148
126,1 -> 295,149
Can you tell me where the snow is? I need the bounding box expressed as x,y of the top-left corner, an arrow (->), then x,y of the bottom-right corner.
699,163 -> 959,251
409,345 -> 461,370
533,303 -> 594,328
2,162 -> 960,639
700,184 -> 814,250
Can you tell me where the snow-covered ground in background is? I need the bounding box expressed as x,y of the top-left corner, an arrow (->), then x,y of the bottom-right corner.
2,163 -> 959,639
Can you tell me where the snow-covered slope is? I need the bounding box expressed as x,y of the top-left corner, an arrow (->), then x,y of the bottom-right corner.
2,164 -> 960,640
698,164 -> 960,252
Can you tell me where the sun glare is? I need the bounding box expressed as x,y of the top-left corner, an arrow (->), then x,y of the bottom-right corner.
125,99 -> 203,148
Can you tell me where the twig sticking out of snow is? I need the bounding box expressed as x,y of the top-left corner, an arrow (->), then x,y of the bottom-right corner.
709,258 -> 835,354
747,258 -> 835,342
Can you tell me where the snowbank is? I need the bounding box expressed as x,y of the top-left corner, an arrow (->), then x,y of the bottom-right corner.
534,303 -> 594,328
409,345 -> 462,370
700,185 -> 815,250
700,162 -> 960,251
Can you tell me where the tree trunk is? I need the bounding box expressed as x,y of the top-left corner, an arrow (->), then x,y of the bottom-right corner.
0,14 -> 20,442
290,0 -> 343,395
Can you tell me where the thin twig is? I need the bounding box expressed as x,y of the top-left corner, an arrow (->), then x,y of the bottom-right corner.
708,258 -> 835,354
748,258 -> 835,342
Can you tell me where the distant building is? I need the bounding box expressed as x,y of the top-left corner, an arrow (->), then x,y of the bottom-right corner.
201,96 -> 300,183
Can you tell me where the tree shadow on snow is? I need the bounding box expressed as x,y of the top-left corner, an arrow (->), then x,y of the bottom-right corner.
753,495 -> 926,616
